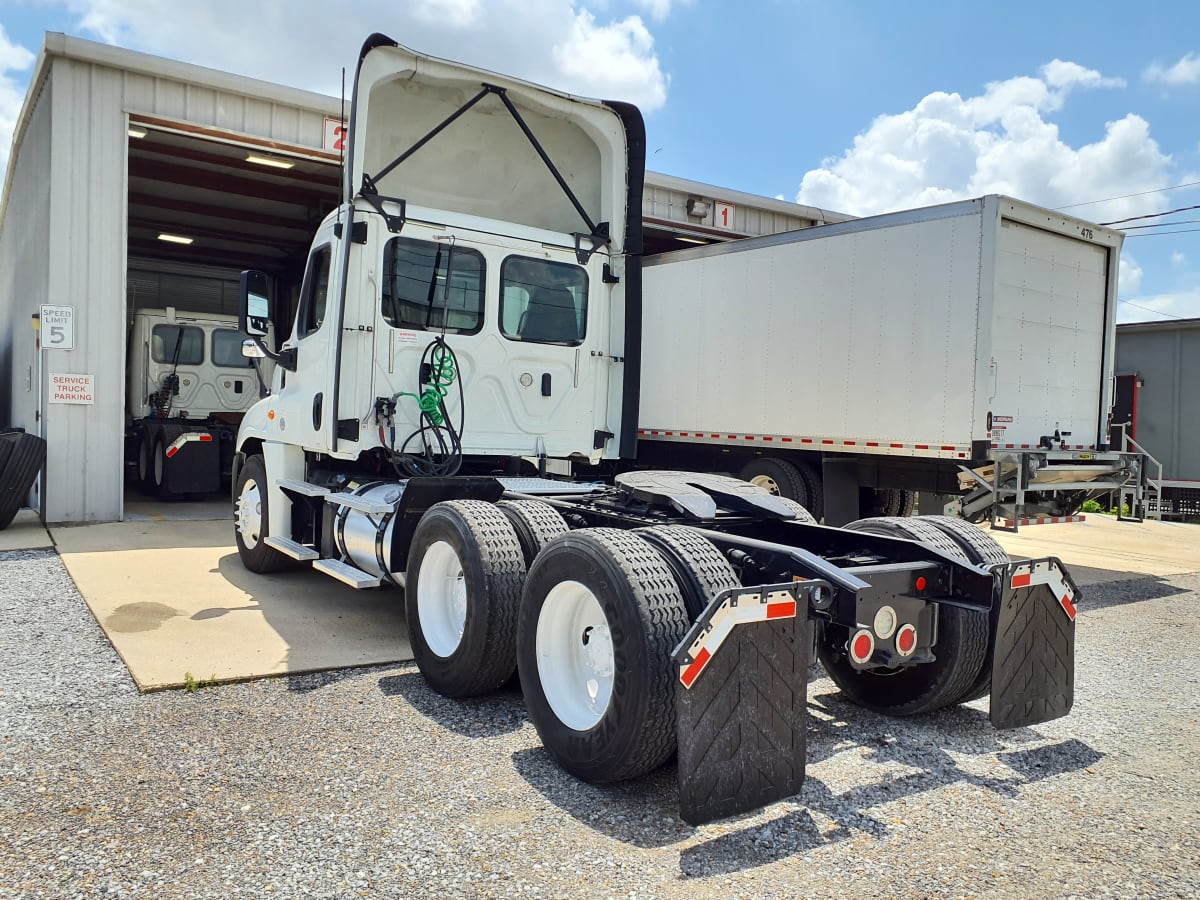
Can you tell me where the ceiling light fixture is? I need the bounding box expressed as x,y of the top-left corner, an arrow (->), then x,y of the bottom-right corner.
157,233 -> 194,245
128,125 -> 148,138
246,153 -> 295,169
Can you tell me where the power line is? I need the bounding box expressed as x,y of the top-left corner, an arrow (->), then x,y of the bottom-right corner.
1055,179 -> 1200,210
1100,203 -> 1200,226
1118,298 -> 1189,319
1119,218 -> 1200,231
1124,227 -> 1200,237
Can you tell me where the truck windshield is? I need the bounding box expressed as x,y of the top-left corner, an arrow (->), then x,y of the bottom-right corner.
500,256 -> 588,345
151,324 -> 203,365
211,329 -> 253,368
382,236 -> 485,334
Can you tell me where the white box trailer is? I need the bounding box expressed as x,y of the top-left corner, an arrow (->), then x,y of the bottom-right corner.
637,196 -> 1140,525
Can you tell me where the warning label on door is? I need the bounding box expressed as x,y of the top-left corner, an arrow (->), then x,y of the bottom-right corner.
50,372 -> 95,405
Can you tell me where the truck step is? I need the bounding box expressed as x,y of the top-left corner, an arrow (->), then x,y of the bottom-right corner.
264,536 -> 319,561
325,492 -> 395,515
312,558 -> 381,589
277,479 -> 330,497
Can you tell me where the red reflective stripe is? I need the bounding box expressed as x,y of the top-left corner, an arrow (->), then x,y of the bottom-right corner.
680,647 -> 711,689
1060,594 -> 1077,622
765,600 -> 797,620
1011,572 -> 1032,588
165,446 -> 178,458
198,434 -> 212,442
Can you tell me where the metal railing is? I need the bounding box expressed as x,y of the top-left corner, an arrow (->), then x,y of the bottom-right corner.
1111,423 -> 1164,521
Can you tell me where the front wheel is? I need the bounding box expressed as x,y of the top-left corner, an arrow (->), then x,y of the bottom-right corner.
233,454 -> 291,573
517,529 -> 689,783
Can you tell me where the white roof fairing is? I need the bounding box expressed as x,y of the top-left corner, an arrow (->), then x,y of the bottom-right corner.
347,37 -> 634,252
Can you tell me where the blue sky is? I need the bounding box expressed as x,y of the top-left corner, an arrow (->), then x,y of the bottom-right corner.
1,0 -> 1197,322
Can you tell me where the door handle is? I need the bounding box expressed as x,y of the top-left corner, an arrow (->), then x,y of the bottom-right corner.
313,392 -> 323,429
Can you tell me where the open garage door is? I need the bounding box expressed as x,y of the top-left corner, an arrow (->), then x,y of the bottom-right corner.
122,119 -> 341,515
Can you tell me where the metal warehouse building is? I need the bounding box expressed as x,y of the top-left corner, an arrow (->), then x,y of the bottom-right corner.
0,33 -> 849,524
1114,318 -> 1200,518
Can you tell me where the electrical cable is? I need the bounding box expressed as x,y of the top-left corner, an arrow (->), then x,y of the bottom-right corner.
1100,203 -> 1200,226
1055,179 -> 1200,211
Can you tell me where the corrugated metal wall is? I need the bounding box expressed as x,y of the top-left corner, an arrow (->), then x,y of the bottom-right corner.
1116,323 -> 1200,481
642,181 -> 818,237
0,76 -> 52,482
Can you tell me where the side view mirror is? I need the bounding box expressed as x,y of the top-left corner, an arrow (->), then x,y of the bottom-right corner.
239,270 -> 272,338
239,270 -> 295,371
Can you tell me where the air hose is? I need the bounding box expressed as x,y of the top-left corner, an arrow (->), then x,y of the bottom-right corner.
388,336 -> 465,477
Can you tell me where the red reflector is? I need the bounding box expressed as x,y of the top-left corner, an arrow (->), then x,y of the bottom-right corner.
915,576 -> 927,591
165,447 -> 177,458
680,647 -> 711,688
1060,594 -> 1078,622
850,630 -> 874,663
766,600 -> 797,620
897,625 -> 917,654
198,434 -> 213,442
1011,572 -> 1032,588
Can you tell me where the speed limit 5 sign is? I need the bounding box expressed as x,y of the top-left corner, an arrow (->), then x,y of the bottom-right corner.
39,305 -> 74,350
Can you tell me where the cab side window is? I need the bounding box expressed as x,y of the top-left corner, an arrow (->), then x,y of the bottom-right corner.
297,245 -> 332,338
381,236 -> 485,334
500,256 -> 588,346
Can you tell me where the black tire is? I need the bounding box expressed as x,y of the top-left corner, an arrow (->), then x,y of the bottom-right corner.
896,490 -> 916,518
136,430 -> 156,495
406,501 -> 525,698
774,495 -> 818,525
794,459 -> 824,521
496,499 -> 569,567
920,515 -> 1009,702
817,516 -> 989,716
739,457 -> 808,506
151,435 -> 175,500
0,432 -> 46,530
517,528 -> 689,783
233,454 -> 292,573
636,525 -> 740,620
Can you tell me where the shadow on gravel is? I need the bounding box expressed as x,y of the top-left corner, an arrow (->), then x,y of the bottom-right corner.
511,747 -> 692,848
1078,575 -> 1189,611
378,671 -> 528,736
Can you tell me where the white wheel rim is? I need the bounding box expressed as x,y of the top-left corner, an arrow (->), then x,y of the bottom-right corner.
749,474 -> 780,495
417,541 -> 467,658
536,581 -> 614,731
235,478 -> 262,549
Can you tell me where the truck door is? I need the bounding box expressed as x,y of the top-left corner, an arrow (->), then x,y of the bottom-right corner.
373,228 -> 606,461
275,223 -> 337,452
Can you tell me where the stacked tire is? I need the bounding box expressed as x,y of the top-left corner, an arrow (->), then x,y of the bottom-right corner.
0,430 -> 47,530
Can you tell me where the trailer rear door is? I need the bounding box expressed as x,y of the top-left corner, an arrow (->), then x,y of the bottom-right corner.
988,215 -> 1113,449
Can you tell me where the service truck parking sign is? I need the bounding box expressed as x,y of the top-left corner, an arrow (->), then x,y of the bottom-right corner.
39,305 -> 74,350
49,373 -> 95,405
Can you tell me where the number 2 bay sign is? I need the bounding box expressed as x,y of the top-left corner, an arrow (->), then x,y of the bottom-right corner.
50,373 -> 95,405
39,304 -> 74,350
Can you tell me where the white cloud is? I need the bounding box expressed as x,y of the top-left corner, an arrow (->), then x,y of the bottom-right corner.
44,1 -> 669,109
633,0 -> 690,22
1117,289 -> 1200,323
1144,52 -> 1200,86
1172,251 -> 1187,266
1119,253 -> 1144,296
796,60 -> 1168,223
0,25 -> 36,177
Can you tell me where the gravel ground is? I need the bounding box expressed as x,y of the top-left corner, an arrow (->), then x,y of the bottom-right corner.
1,547 -> 1198,899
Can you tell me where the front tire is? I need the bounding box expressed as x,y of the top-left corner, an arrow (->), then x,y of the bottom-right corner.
518,529 -> 689,783
233,454 -> 291,573
405,501 -> 525,698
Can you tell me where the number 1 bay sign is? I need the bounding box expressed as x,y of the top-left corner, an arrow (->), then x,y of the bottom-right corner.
49,373 -> 95,405
39,305 -> 74,350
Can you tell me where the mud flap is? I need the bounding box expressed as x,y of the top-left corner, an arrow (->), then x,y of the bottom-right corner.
672,581 -> 826,826
989,558 -> 1078,729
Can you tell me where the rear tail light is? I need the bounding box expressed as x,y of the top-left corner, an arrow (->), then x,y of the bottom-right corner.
849,629 -> 875,664
895,623 -> 917,657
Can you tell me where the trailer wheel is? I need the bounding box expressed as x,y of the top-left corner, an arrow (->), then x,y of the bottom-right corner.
136,431 -> 156,494
896,490 -> 916,518
739,457 -> 809,507
496,500 -> 569,567
406,501 -> 525,698
233,454 -> 291,573
795,460 -> 824,521
636,525 -> 740,620
920,515 -> 1009,701
517,528 -> 689,783
817,516 -> 988,716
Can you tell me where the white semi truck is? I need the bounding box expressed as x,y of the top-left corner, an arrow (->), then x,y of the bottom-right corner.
126,308 -> 268,499
231,34 -> 1080,825
633,198 -> 1142,526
